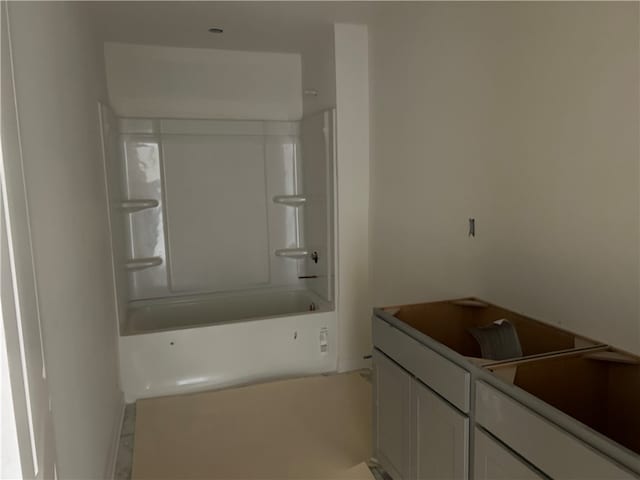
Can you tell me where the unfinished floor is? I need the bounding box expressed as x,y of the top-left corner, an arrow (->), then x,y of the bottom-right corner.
119,372 -> 374,479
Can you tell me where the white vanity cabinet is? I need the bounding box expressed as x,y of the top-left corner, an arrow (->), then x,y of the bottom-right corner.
372,298 -> 640,480
372,314 -> 472,480
373,350 -> 413,480
477,361 -> 640,479
415,381 -> 469,480
373,349 -> 470,480
473,427 -> 545,480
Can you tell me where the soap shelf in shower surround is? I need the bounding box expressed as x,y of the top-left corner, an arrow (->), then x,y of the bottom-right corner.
125,257 -> 163,271
120,199 -> 159,213
275,248 -> 309,259
273,195 -> 307,207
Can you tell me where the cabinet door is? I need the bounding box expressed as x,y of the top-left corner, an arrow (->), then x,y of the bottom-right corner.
474,428 -> 545,480
374,350 -> 413,480
415,381 -> 469,480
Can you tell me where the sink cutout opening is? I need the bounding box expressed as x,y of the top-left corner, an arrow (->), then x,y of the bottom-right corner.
488,351 -> 640,456
391,298 -> 600,362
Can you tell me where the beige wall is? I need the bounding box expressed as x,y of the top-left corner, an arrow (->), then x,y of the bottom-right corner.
370,3 -> 640,354
8,2 -> 123,477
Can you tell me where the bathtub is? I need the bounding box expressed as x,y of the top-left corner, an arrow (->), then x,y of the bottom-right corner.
124,289 -> 326,335
119,288 -> 338,401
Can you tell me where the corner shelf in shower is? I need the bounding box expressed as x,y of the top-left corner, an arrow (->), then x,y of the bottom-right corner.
273,195 -> 307,207
275,248 -> 309,259
125,257 -> 163,271
120,199 -> 159,213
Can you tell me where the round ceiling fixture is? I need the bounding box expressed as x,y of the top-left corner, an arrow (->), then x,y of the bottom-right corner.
208,27 -> 224,34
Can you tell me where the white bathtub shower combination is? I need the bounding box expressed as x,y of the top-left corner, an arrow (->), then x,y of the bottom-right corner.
102,96 -> 337,400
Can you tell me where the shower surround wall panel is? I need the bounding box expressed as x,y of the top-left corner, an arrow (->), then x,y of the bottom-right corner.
163,135 -> 269,292
119,118 -> 303,301
100,104 -> 130,332
121,125 -> 167,299
300,110 -> 336,303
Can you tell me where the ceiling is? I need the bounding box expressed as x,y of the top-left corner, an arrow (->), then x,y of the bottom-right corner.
86,1 -> 380,53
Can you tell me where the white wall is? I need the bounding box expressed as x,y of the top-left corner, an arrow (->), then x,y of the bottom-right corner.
369,4 -> 481,306
0,186 -> 26,480
334,24 -> 371,371
1,3 -> 56,477
105,42 -> 302,121
7,2 -> 123,478
473,3 -> 640,354
301,31 -> 336,117
369,3 -> 640,354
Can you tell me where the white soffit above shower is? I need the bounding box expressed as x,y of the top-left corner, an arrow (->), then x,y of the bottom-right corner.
104,42 -> 303,120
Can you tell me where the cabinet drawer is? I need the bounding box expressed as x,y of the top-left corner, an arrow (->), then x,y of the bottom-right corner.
373,316 -> 470,412
475,381 -> 635,479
